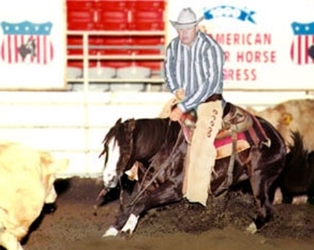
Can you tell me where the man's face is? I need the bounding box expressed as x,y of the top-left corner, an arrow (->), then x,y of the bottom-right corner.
177,26 -> 198,46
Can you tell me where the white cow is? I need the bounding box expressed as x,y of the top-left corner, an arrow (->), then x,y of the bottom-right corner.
246,99 -> 314,151
0,142 -> 69,250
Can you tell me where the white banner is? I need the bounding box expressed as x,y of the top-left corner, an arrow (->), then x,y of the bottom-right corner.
167,0 -> 314,90
0,0 -> 66,90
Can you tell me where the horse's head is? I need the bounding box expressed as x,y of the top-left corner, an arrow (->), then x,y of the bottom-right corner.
99,118 -> 136,188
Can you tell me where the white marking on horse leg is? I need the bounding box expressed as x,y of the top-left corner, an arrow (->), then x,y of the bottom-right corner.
292,195 -> 308,205
102,226 -> 119,237
246,222 -> 257,234
121,214 -> 139,235
273,187 -> 283,204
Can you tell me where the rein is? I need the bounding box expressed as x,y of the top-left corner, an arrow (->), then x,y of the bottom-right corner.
127,122 -> 183,207
138,119 -> 172,187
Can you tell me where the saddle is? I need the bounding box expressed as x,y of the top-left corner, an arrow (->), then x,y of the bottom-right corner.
179,102 -> 270,159
179,102 -> 270,195
215,102 -> 254,159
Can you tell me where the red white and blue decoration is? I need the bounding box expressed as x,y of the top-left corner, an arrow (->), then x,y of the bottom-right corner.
290,21 -> 314,65
0,21 -> 54,64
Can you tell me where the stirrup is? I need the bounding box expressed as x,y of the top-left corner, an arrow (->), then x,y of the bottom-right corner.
179,110 -> 197,144
178,119 -> 194,144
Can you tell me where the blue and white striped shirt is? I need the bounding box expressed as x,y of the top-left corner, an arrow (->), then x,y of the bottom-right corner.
164,31 -> 225,112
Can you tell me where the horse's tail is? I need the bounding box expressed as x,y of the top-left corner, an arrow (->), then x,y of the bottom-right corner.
280,130 -> 314,198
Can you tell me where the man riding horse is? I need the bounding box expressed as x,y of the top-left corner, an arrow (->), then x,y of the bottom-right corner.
164,7 -> 226,206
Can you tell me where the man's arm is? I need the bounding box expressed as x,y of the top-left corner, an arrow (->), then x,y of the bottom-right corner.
164,42 -> 180,94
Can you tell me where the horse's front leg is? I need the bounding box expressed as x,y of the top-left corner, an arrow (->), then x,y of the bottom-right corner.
247,168 -> 278,234
120,178 -> 183,235
103,203 -> 137,237
102,185 -> 136,237
104,177 -> 183,237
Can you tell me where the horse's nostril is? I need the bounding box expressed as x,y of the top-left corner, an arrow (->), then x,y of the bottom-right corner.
107,174 -> 114,181
107,173 -> 115,179
103,174 -> 116,187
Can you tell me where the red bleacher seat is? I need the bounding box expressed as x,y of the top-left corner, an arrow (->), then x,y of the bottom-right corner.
67,36 -> 99,55
131,37 -> 165,55
67,11 -> 96,30
67,36 -> 83,55
129,9 -> 164,30
67,60 -> 97,69
95,1 -> 129,10
100,61 -> 133,69
97,10 -> 130,30
96,37 -> 132,55
130,0 -> 165,10
67,0 -> 96,30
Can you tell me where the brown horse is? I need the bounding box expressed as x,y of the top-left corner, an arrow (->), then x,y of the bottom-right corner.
99,102 -> 286,237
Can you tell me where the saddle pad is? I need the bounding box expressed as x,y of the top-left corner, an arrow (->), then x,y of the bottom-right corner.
214,116 -> 270,159
214,132 -> 250,159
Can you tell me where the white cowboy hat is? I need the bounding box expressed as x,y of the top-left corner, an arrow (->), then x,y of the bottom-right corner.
170,7 -> 204,30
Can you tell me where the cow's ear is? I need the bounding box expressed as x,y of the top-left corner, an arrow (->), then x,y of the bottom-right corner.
48,158 -> 69,174
40,151 -> 69,174
39,151 -> 54,165
282,112 -> 293,125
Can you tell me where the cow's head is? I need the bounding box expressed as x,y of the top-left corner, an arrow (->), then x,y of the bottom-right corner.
39,151 -> 69,204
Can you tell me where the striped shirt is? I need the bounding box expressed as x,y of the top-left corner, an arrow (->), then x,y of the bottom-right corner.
164,31 -> 225,112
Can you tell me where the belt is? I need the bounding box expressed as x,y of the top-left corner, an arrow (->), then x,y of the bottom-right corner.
204,94 -> 222,103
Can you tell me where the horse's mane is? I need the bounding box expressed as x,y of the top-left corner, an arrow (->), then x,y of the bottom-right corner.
99,117 -> 182,173
99,118 -> 136,172
98,118 -> 121,158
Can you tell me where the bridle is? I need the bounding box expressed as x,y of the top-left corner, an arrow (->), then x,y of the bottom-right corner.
97,119 -> 182,210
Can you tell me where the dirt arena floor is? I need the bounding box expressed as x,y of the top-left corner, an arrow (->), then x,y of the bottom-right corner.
21,177 -> 314,250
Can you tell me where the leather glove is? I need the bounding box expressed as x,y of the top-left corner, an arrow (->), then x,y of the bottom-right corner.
169,106 -> 183,121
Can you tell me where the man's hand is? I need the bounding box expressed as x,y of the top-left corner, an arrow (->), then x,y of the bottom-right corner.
175,89 -> 185,101
170,107 -> 183,121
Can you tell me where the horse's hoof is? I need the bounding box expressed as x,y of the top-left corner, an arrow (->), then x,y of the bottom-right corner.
119,230 -> 132,240
273,188 -> 283,204
43,203 -> 57,214
102,226 -> 119,237
292,195 -> 308,205
246,222 -> 257,234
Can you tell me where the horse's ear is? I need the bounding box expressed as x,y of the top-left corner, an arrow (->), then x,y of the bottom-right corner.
115,118 -> 122,125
